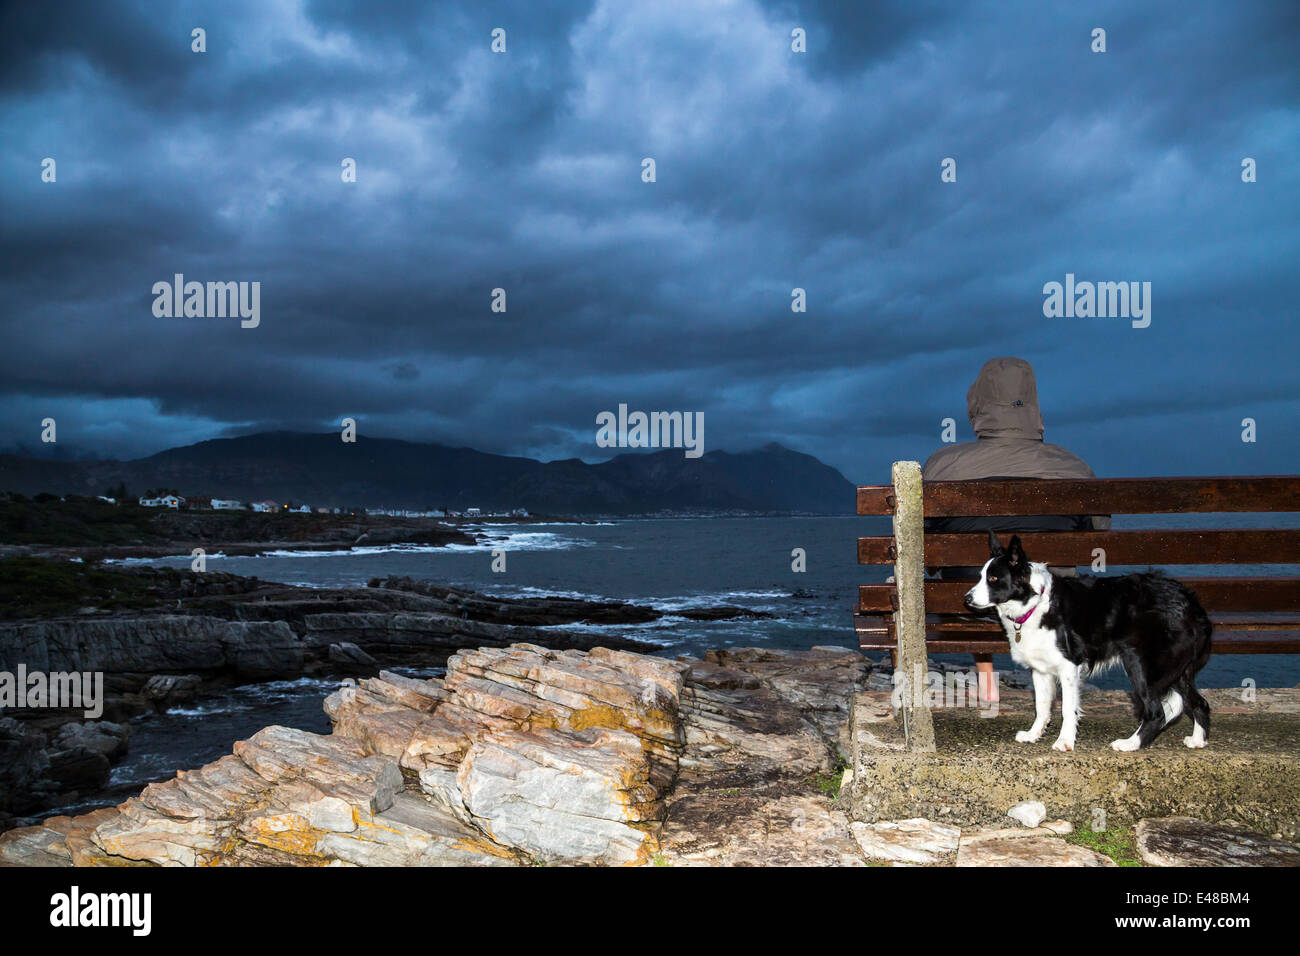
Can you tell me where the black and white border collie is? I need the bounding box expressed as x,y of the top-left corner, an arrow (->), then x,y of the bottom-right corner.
964,532 -> 1213,752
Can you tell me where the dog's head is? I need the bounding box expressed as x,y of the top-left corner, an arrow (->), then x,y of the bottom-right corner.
964,531 -> 1035,610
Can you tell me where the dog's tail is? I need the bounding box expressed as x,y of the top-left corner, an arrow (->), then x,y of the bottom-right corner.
1183,585 -> 1214,675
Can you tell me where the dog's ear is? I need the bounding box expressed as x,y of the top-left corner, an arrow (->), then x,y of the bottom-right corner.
987,530 -> 1003,556
1006,534 -> 1025,567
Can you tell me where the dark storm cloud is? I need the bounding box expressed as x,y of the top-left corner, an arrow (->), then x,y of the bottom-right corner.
1,0 -> 1297,480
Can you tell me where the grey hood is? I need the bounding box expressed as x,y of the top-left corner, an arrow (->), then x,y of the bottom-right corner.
967,356 -> 1044,439
923,356 -> 1101,483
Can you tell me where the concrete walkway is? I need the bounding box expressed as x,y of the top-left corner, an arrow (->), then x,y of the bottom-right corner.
848,686 -> 1300,841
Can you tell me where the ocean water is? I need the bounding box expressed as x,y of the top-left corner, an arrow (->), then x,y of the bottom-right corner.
123,513 -> 1300,685
55,514 -> 1298,817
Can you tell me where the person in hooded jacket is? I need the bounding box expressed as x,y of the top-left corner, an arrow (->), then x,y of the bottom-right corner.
923,357 -> 1109,705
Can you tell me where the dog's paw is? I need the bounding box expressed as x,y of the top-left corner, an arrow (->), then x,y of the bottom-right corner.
1110,736 -> 1141,752
1051,737 -> 1074,752
1015,729 -> 1042,743
1182,734 -> 1207,749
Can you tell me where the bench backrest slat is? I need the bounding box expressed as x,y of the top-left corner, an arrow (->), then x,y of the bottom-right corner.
858,475 -> 1300,517
859,578 -> 1300,614
859,528 -> 1300,566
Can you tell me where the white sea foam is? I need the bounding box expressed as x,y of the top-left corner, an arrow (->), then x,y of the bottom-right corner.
255,544 -> 452,558
106,552 -> 228,565
481,584 -> 621,603
466,521 -> 617,528
641,589 -> 788,611
162,703 -> 252,717
441,531 -> 596,552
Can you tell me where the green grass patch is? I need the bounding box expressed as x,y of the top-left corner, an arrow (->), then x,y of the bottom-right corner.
811,757 -> 851,799
1066,822 -> 1143,866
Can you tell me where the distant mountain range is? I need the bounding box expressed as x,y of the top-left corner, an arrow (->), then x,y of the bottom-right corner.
0,432 -> 857,515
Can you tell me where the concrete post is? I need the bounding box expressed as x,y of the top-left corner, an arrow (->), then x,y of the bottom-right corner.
892,460 -> 936,752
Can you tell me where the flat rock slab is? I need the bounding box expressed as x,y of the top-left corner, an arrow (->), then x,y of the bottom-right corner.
851,818 -> 960,865
957,829 -> 1115,867
660,791 -> 865,866
1136,817 -> 1300,867
700,647 -> 870,753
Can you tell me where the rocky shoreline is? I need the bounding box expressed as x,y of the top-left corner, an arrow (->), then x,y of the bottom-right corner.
0,643 -> 869,866
0,566 -> 775,829
5,641 -> 1292,867
0,502 -> 493,562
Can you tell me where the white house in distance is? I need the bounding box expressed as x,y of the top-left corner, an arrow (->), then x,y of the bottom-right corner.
251,500 -> 278,513
292,504 -> 310,513
139,494 -> 184,509
211,499 -> 243,510
464,507 -> 481,517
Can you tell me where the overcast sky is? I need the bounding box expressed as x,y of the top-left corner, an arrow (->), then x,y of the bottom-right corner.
2,0 -> 1297,482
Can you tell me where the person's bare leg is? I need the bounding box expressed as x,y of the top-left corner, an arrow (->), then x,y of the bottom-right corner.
975,654 -> 999,704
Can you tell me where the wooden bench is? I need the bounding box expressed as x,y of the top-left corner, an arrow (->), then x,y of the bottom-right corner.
856,472 -> 1300,661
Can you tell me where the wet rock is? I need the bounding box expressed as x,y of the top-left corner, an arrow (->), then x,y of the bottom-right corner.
368,576 -> 770,627
0,721 -> 132,824
0,718 -> 51,815
851,818 -> 961,865
301,610 -> 650,657
327,642 -> 377,673
674,606 -> 774,622
1135,817 -> 1300,867
52,721 -> 129,761
45,746 -> 111,793
141,674 -> 202,709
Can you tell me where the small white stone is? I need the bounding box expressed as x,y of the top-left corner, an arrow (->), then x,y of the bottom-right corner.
1007,800 -> 1047,828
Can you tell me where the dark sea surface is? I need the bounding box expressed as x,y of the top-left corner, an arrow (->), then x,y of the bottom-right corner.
65,513 -> 1297,818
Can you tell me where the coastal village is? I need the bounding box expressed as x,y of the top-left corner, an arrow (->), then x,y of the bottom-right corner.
109,493 -> 527,520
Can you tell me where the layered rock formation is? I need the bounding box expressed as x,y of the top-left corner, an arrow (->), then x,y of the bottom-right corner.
0,644 -> 868,866
0,570 -> 797,827
0,617 -> 303,681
